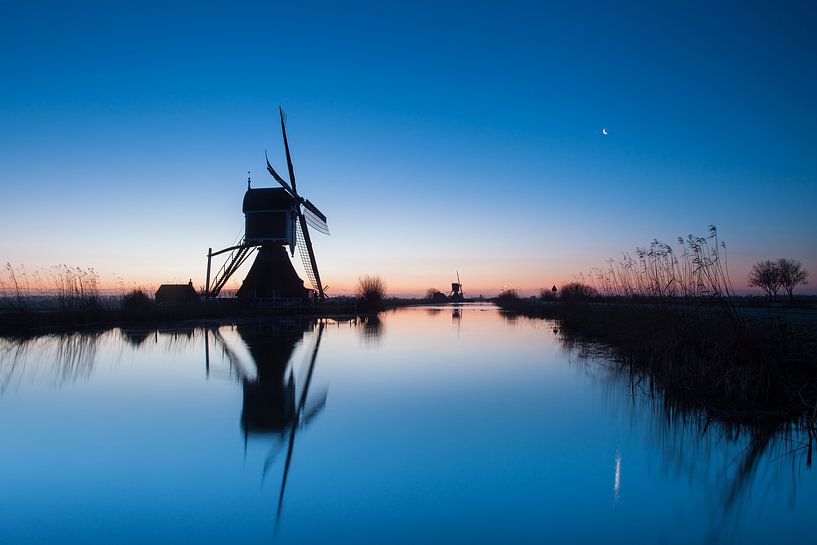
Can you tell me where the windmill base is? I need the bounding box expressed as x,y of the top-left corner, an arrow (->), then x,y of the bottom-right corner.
237,243 -> 310,300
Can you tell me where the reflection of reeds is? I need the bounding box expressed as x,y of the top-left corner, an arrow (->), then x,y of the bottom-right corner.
0,331 -> 103,392
498,226 -> 817,422
585,349 -> 813,544
553,303 -> 816,421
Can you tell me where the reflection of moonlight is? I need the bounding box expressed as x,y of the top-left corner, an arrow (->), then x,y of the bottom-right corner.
601,128 -> 609,135
613,449 -> 621,506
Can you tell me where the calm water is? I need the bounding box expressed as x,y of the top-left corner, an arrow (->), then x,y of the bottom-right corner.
1,305 -> 814,544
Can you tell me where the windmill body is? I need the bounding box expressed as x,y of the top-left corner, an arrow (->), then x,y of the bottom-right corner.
242,187 -> 297,248
236,188 -> 306,299
204,108 -> 329,300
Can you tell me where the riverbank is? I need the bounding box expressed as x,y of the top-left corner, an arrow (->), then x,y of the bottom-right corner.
0,296 -> 459,337
496,296 -> 817,424
0,298 -> 358,337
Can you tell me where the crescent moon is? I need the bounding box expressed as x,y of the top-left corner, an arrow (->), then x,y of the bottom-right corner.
601,128 -> 609,135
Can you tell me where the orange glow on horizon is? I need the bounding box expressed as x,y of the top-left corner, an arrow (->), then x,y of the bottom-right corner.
2,260 -> 814,298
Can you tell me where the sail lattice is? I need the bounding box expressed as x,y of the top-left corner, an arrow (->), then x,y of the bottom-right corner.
295,219 -> 319,291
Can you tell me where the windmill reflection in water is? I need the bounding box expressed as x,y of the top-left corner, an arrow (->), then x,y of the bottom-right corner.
205,319 -> 327,521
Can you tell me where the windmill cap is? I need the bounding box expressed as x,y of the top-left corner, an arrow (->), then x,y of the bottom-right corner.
243,188 -> 296,212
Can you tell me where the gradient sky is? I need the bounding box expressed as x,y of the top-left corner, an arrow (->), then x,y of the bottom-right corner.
1,1 -> 815,296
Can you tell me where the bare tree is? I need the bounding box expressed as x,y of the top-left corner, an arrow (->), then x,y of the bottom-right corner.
747,260 -> 781,300
777,258 -> 808,302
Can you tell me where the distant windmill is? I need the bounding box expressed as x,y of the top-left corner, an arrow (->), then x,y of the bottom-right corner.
449,271 -> 464,302
204,108 -> 329,299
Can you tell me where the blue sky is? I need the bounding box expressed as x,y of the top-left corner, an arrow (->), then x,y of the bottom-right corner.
1,1 -> 815,295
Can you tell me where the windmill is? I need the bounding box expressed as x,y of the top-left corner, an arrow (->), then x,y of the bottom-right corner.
204,107 -> 329,299
449,271 -> 464,302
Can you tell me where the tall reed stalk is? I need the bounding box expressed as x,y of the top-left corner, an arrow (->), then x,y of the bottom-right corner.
578,226 -> 738,317
48,265 -> 100,311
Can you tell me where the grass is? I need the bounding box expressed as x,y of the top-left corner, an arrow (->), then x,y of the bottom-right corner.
496,227 -> 817,428
0,263 -> 370,335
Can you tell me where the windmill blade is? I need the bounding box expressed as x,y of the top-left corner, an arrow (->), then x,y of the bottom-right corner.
295,218 -> 319,290
279,107 -> 297,195
265,151 -> 294,195
302,199 -> 327,223
261,433 -> 288,482
296,214 -> 325,298
302,389 -> 327,425
303,206 -> 330,235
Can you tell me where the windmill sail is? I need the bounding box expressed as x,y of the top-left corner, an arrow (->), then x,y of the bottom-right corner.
280,107 -> 297,193
265,152 -> 293,194
303,206 -> 329,235
295,216 -> 321,292
302,199 -> 326,222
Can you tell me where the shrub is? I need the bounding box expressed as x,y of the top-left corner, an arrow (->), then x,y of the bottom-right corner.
539,286 -> 558,300
121,289 -> 154,315
356,275 -> 386,310
426,288 -> 448,303
559,282 -> 598,302
496,289 -> 519,303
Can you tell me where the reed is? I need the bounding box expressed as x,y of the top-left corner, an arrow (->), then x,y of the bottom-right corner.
1,262 -> 32,311
501,298 -> 817,425
579,226 -> 733,297
49,265 -> 100,311
496,226 -> 817,426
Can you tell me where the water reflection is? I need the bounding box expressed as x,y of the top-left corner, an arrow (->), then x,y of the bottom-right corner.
0,331 -> 102,391
566,332 -> 815,544
652,416 -> 812,544
208,319 -> 328,521
357,314 -> 383,343
1,308 -> 815,544
120,329 -> 152,347
613,448 -> 621,506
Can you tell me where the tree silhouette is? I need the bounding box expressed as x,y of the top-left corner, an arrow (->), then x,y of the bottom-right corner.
777,258 -> 808,302
747,260 -> 781,300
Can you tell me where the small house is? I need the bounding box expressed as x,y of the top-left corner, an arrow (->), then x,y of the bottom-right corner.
155,281 -> 199,305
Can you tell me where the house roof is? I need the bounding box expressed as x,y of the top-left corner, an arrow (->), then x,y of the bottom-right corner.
155,283 -> 198,302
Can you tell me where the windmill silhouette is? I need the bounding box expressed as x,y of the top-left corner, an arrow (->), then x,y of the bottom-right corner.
204,107 -> 329,299
449,271 -> 464,302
